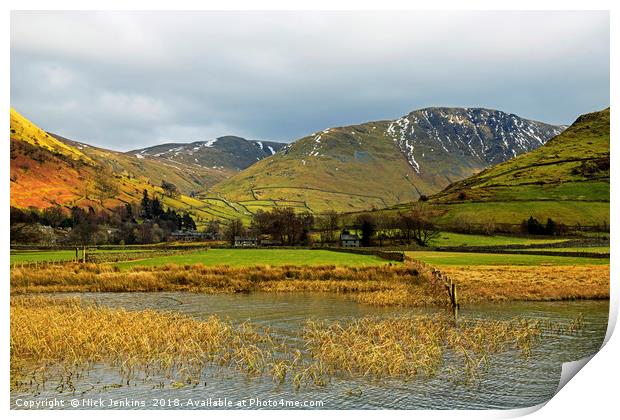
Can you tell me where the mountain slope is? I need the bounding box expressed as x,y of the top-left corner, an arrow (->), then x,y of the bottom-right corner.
10,109 -> 93,163
10,107 -> 230,208
213,107 -> 565,213
10,109 -> 252,225
129,136 -> 286,171
424,107 -> 610,227
53,134 -> 230,194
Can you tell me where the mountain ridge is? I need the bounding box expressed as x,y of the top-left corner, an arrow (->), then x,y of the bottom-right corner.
407,107 -> 610,228
213,107 -> 566,213
128,136 -> 286,171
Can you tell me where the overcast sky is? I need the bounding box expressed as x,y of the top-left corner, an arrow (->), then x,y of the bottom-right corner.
11,11 -> 609,151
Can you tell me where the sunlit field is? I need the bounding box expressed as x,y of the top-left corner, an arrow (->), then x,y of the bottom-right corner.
406,251 -> 609,266
114,249 -> 393,269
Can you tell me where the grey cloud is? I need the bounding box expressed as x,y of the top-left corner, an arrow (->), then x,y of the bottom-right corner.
11,10 -> 609,151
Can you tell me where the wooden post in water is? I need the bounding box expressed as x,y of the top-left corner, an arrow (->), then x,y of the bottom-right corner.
451,282 -> 459,317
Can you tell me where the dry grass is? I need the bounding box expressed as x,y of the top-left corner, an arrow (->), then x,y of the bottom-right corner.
10,261 -> 609,306
441,265 -> 609,303
10,296 -> 277,392
10,262 -> 447,307
303,316 -> 544,384
11,297 -> 585,392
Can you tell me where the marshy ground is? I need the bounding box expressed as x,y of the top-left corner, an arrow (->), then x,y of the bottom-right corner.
10,295 -> 587,394
9,247 -> 610,408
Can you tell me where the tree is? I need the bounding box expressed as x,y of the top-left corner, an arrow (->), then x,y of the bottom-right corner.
182,213 -> 197,231
522,216 -> 545,235
70,207 -> 100,245
250,210 -> 271,236
140,189 -> 152,219
298,212 -> 315,246
545,218 -> 557,236
356,214 -> 376,247
397,204 -> 439,246
522,216 -> 560,236
317,211 -> 340,245
206,220 -> 222,240
161,180 -> 179,198
40,206 -> 67,228
150,196 -> 164,218
224,219 -> 245,246
409,203 -> 440,246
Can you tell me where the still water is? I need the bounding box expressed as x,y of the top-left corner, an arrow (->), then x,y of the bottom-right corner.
11,293 -> 609,410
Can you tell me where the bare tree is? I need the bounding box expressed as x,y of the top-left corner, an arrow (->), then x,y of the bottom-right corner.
409,203 -> 440,246
317,211 -> 340,245
224,219 -> 246,246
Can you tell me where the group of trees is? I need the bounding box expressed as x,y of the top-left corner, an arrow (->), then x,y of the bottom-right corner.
521,216 -> 567,236
221,203 -> 440,247
10,190 -> 197,245
223,208 -> 315,246
350,204 -> 440,247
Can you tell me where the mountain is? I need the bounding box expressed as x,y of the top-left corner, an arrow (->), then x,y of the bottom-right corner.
51,133 -> 231,192
423,108 -> 610,227
212,107 -> 565,213
128,136 -> 286,171
10,109 -> 233,214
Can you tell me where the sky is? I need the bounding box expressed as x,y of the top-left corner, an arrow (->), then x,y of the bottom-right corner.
10,11 -> 610,151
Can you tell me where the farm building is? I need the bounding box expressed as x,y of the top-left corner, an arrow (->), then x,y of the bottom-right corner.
340,232 -> 360,247
234,236 -> 258,247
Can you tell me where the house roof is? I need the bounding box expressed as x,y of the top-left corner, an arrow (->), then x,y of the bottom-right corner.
340,234 -> 359,240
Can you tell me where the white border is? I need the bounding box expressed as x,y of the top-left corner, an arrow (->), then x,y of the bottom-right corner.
2,1 -> 616,419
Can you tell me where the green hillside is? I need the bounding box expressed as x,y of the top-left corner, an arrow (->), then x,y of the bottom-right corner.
213,121 -> 423,213
213,107 -> 564,213
427,108 -> 610,227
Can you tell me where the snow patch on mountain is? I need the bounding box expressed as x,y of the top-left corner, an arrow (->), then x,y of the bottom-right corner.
386,108 -> 565,173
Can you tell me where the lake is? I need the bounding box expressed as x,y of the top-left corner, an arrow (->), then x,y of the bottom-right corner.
11,293 -> 609,410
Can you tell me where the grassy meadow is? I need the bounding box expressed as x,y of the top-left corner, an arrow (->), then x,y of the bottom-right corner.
113,249 -> 393,270
520,246 -> 610,254
428,232 -> 569,248
406,251 -> 609,266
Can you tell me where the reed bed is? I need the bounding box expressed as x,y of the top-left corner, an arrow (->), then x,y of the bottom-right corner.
10,296 -> 278,392
440,265 -> 609,303
11,296 -> 584,393
10,260 -> 609,307
303,315 -> 545,384
10,263 -> 447,307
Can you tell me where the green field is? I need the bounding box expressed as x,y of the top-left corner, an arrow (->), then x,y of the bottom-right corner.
10,248 -> 156,264
406,251 -> 609,266
429,232 -> 569,247
10,250 -> 77,264
434,201 -> 609,227
115,249 -> 394,269
520,246 -> 610,254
